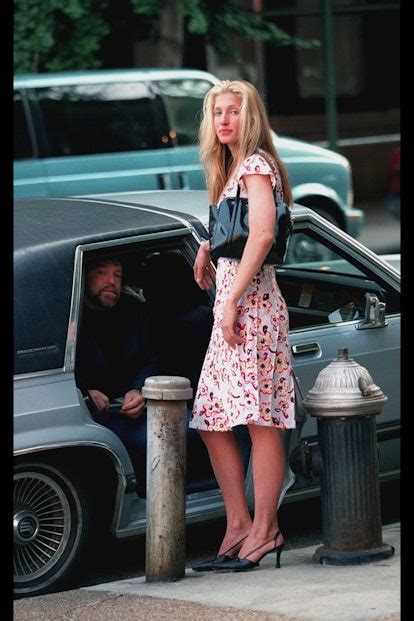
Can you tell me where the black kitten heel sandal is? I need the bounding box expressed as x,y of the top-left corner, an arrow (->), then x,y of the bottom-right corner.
191,535 -> 248,572
212,531 -> 284,572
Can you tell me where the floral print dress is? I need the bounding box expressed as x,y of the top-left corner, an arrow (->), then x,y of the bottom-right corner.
190,151 -> 295,432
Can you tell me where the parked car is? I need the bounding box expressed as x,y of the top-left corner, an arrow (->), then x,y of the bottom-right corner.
13,68 -> 363,237
14,191 -> 399,598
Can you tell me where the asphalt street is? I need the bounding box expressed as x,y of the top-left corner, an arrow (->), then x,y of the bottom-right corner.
357,199 -> 400,255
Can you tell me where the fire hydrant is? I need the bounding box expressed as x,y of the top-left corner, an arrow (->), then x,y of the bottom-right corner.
303,348 -> 395,565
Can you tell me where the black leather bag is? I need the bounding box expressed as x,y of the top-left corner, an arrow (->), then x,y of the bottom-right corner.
209,183 -> 292,265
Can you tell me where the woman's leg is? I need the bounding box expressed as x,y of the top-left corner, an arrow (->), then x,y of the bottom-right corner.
199,430 -> 252,553
237,425 -> 285,561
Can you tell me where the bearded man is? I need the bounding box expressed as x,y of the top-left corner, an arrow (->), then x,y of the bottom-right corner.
75,257 -> 158,493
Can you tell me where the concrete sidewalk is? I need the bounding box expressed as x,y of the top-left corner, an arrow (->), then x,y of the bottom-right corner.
63,522 -> 399,621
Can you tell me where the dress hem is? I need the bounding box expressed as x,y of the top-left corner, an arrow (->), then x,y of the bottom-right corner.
189,420 -> 296,432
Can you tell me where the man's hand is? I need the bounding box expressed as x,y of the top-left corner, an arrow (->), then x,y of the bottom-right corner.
121,389 -> 145,420
89,389 -> 110,412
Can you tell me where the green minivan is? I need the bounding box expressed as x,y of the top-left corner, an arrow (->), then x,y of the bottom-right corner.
14,68 -> 363,236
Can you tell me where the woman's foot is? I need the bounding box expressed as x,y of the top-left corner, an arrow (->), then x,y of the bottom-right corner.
212,530 -> 285,571
218,527 -> 251,557
237,529 -> 284,564
191,533 -> 249,572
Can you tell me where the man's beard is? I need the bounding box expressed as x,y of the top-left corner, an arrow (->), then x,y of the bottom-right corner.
90,289 -> 120,309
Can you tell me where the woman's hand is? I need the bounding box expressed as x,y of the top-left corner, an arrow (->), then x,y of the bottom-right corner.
194,241 -> 216,290
221,298 -> 244,348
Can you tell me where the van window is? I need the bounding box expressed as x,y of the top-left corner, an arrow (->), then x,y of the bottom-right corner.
154,79 -> 213,146
14,91 -> 33,160
36,82 -> 172,157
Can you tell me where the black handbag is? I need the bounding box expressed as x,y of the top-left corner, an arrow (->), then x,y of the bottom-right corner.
209,183 -> 292,265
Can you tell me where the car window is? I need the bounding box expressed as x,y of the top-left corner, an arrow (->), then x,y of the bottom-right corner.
277,229 -> 399,329
36,82 -> 172,156
14,91 -> 33,160
153,79 -> 213,146
284,231 -> 366,276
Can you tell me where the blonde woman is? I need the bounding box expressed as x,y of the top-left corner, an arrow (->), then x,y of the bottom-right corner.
190,80 -> 295,572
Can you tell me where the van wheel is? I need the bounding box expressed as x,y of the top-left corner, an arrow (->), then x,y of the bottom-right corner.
14,462 -> 90,598
313,207 -> 341,227
286,204 -> 342,264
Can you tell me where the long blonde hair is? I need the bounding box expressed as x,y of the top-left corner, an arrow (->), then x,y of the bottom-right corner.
199,80 -> 293,205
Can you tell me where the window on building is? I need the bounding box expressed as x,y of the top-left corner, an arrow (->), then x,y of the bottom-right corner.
295,0 -> 363,99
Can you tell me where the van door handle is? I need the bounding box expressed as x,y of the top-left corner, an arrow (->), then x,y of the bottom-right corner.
178,172 -> 190,189
157,174 -> 172,190
291,342 -> 320,355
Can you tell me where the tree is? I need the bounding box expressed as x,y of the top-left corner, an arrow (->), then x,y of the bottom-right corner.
132,0 -> 318,66
14,0 -> 318,74
14,0 -> 110,73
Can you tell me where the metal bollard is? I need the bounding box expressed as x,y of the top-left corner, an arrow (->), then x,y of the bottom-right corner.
303,348 -> 395,565
142,376 -> 193,582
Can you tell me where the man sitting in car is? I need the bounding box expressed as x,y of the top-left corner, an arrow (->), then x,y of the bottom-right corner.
76,254 -> 217,495
75,256 -> 159,493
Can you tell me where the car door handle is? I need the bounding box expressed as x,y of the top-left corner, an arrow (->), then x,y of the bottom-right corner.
291,342 -> 320,355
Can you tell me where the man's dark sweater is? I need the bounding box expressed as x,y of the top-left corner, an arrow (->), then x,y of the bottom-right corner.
76,291 -> 216,494
75,294 -> 158,400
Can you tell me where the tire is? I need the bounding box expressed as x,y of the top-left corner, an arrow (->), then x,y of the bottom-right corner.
286,232 -> 337,264
13,462 -> 90,598
313,207 -> 340,227
286,205 -> 341,264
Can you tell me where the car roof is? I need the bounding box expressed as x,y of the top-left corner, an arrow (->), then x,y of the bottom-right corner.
13,68 -> 218,88
14,196 -> 198,253
78,190 -> 311,227
14,194 -> 206,376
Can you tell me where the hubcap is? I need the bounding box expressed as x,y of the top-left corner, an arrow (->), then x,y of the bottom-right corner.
14,510 -> 40,544
14,470 -> 72,582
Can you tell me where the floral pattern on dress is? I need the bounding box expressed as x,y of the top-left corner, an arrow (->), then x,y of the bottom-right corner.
190,259 -> 295,432
219,150 -> 284,204
190,151 -> 295,432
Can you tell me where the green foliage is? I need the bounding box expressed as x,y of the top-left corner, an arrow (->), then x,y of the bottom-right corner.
184,1 -> 320,59
14,0 -> 110,74
130,0 -> 319,58
181,0 -> 209,34
130,0 -> 165,16
14,0 -> 319,74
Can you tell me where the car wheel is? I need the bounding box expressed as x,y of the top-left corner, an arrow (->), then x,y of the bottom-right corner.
312,207 -> 340,227
286,205 -> 341,264
13,462 -> 90,598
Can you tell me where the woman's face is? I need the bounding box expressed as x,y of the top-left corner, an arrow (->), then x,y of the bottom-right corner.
213,91 -> 242,152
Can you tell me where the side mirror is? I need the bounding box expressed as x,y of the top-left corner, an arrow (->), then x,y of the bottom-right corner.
356,292 -> 388,330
